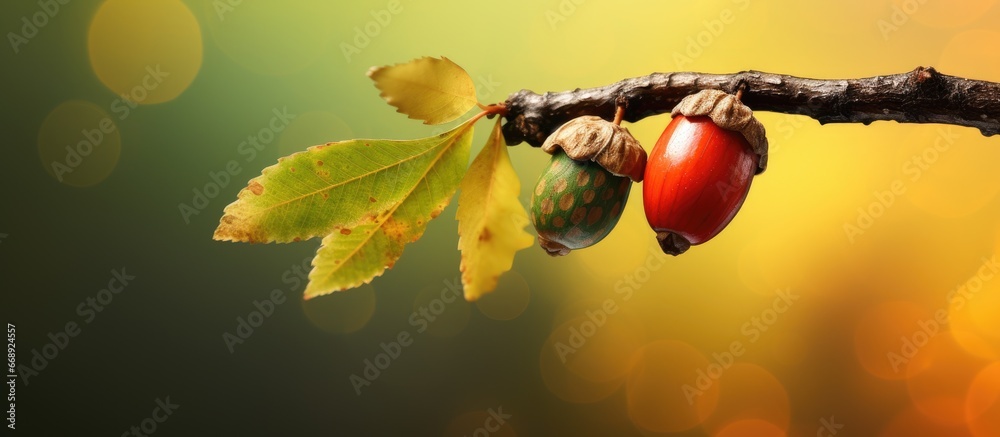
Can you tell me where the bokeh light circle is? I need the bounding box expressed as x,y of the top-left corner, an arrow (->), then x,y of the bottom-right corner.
949,259 -> 1000,361
626,340 -> 719,433
966,361 -> 1000,437
552,298 -> 606,329
702,363 -> 791,435
475,271 -> 531,321
37,101 -> 122,187
88,0 -> 202,104
558,316 -> 641,384
906,334 -> 989,425
714,419 -> 786,437
301,284 -> 376,334
949,253 -> 1000,344
538,317 -> 629,404
444,409 -> 517,437
949,329 -> 1000,362
880,406 -> 974,437
853,300 -> 936,380
412,281 -> 470,338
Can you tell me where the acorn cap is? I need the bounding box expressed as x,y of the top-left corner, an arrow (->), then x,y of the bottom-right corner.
671,89 -> 769,173
540,116 -> 647,182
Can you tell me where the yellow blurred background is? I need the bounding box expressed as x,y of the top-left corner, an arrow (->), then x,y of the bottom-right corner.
5,0 -> 1000,435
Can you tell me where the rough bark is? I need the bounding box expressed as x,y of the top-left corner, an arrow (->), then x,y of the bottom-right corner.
501,67 -> 1000,146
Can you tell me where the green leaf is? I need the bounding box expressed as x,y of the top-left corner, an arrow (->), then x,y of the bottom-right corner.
214,121 -> 475,244
301,120 -> 475,299
457,120 -> 534,301
367,56 -> 478,125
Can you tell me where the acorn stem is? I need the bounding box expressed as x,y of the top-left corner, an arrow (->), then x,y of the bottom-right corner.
612,105 -> 625,126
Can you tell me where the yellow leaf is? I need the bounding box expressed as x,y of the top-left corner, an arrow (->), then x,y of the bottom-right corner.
303,120 -> 475,299
367,56 -> 478,125
456,120 -> 534,301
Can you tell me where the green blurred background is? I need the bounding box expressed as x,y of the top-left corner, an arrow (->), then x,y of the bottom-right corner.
4,0 -> 1000,435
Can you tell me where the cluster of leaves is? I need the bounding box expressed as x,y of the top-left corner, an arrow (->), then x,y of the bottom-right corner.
214,57 -> 534,301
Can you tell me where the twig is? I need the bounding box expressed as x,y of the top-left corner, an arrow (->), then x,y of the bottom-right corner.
501,67 -> 1000,146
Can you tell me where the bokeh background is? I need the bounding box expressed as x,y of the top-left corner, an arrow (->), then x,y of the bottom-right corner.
3,0 -> 1000,435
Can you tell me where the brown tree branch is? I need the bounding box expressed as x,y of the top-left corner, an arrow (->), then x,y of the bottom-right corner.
501,67 -> 1000,147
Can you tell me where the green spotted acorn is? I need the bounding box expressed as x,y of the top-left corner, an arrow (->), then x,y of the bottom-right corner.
529,115 -> 647,256
531,151 -> 633,256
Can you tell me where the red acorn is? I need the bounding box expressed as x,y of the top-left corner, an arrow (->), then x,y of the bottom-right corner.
642,90 -> 768,255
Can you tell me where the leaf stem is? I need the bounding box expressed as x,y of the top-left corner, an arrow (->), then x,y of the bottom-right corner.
469,103 -> 508,124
